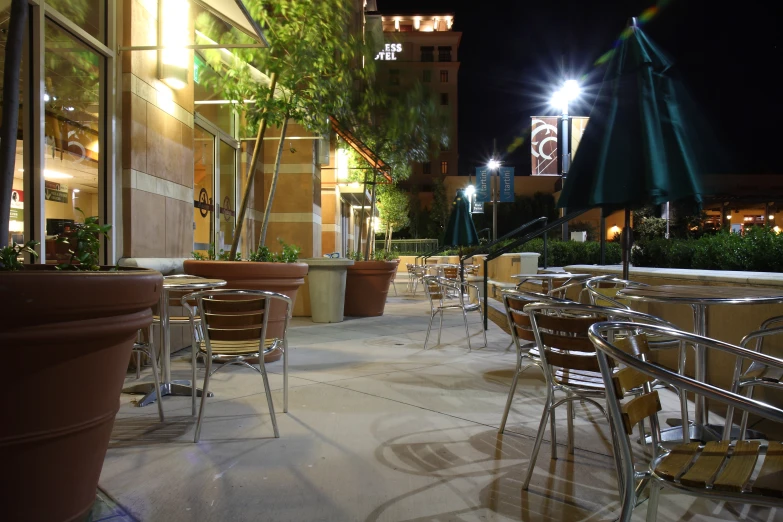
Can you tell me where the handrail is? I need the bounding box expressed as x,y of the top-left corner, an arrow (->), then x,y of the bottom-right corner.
480,208 -> 590,329
459,216 -> 549,262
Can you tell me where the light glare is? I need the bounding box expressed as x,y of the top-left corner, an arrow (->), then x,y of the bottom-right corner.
487,159 -> 500,170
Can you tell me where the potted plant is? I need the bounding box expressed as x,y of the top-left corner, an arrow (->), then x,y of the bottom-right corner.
0,214 -> 162,522
184,239 -> 306,362
343,249 -> 399,317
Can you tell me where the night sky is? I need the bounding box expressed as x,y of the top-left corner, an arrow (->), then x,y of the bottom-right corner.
376,0 -> 782,176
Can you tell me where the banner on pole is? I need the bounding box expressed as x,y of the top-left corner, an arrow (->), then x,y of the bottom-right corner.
531,116 -> 559,175
475,167 -> 490,203
498,167 -> 514,202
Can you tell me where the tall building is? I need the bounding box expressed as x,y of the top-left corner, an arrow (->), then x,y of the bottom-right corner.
365,6 -> 461,191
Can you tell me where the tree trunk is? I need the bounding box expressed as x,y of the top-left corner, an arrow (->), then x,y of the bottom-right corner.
357,172 -> 367,256
364,169 -> 378,261
228,72 -> 277,259
387,226 -> 393,250
0,0 -> 27,248
259,116 -> 289,248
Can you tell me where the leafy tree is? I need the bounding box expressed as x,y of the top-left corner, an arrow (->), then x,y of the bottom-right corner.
377,185 -> 410,249
201,0 -> 364,258
428,177 -> 450,239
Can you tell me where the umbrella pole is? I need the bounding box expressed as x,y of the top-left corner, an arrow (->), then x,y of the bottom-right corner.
622,207 -> 631,280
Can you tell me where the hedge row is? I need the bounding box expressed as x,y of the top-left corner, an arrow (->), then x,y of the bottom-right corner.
512,238 -> 622,267
632,227 -> 783,272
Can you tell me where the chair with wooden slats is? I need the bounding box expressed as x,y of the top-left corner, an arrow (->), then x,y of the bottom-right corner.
422,276 -> 487,351
586,275 -> 649,309
590,321 -> 783,522
498,290 -> 574,434
520,302 -> 681,491
183,289 -> 293,443
724,315 -> 783,440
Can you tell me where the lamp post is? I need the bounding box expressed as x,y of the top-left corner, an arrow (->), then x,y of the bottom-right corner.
551,79 -> 581,241
487,158 -> 500,241
465,184 -> 476,213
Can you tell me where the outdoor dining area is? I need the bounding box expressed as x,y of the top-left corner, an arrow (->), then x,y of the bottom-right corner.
92,260 -> 783,521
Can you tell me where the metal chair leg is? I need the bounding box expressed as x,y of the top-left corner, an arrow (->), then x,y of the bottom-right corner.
523,397 -> 552,490
191,332 -> 198,417
145,325 -> 164,422
194,352 -> 213,443
567,399 -> 575,454
550,403 -> 558,460
480,309 -> 488,348
283,339 -> 289,413
463,308 -> 472,352
437,309 -> 444,345
646,482 -> 661,522
499,356 -> 523,433
135,351 -> 141,379
258,354 -> 280,438
424,309 -> 436,348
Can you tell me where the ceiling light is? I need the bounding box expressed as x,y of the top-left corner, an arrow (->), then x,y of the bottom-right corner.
44,170 -> 73,179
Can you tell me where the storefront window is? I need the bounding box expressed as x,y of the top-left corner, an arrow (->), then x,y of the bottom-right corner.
42,19 -> 102,263
46,0 -> 105,43
2,3 -> 26,246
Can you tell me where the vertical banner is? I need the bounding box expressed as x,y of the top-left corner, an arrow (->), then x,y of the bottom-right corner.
531,116 -> 559,175
475,167 -> 490,203
498,167 -> 515,202
570,117 -> 589,162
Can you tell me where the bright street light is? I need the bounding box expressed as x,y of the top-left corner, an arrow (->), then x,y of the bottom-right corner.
487,159 -> 500,170
550,80 -> 581,113
464,185 -> 475,197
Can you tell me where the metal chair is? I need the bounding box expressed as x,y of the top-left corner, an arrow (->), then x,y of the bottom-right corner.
519,302 -> 683,491
498,290 -> 574,433
586,275 -> 649,309
590,321 -> 783,522
183,289 -> 293,442
724,315 -> 783,440
130,327 -> 164,422
423,276 -> 487,351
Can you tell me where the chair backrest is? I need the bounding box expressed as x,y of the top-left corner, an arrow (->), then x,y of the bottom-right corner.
442,266 -> 459,280
422,276 -> 444,302
524,302 -> 681,375
502,291 -> 573,350
586,276 -> 648,309
589,321 -> 783,506
184,289 -> 292,353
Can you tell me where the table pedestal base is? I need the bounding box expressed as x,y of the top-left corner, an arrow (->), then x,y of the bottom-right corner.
123,380 -> 213,407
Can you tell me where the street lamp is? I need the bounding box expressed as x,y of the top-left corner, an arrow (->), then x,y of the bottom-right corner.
487,158 -> 501,241
551,79 -> 581,240
464,184 -> 476,213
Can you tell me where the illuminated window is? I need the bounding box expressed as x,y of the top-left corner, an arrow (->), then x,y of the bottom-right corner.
421,46 -> 434,62
399,24 -> 413,32
389,69 -> 400,85
441,161 -> 448,174
423,70 -> 432,82
438,46 -> 452,61
440,93 -> 448,105
440,70 -> 448,82
422,162 -> 431,175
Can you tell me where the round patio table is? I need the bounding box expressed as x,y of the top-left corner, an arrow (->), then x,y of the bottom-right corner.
617,284 -> 783,440
124,276 -> 226,407
511,273 -> 591,295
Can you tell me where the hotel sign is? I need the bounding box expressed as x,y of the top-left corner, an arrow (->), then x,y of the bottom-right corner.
375,43 -> 403,61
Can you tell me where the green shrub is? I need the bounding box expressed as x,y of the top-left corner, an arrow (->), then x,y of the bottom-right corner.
510,239 -> 622,266
632,228 -> 783,271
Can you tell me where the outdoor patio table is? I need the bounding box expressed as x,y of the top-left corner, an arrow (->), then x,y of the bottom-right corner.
124,276 -> 226,407
511,273 -> 591,294
616,284 -> 783,440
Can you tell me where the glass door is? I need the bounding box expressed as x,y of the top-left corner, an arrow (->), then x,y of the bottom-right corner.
193,125 -> 215,256
193,118 -> 239,256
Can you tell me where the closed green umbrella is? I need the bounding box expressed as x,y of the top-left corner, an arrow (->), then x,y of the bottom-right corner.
443,190 -> 479,279
558,19 -> 705,279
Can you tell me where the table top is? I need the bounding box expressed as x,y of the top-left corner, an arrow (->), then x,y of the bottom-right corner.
511,273 -> 591,280
162,277 -> 227,289
617,284 -> 783,306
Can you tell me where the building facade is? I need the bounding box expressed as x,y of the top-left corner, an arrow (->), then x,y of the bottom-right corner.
3,0 -> 376,316
365,8 -> 461,191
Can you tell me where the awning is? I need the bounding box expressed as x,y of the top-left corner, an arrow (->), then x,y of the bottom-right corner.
192,0 -> 268,46
330,116 -> 392,183
120,0 -> 268,52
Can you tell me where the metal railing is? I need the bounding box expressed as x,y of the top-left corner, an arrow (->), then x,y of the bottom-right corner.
375,239 -> 438,254
475,208 -> 590,329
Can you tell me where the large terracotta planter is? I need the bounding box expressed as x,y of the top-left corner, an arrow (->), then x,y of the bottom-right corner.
183,260 -> 307,362
0,266 -> 162,522
344,260 -> 398,317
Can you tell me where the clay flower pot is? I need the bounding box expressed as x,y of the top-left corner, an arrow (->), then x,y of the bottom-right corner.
344,260 -> 398,317
0,266 -> 162,522
183,260 -> 308,362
